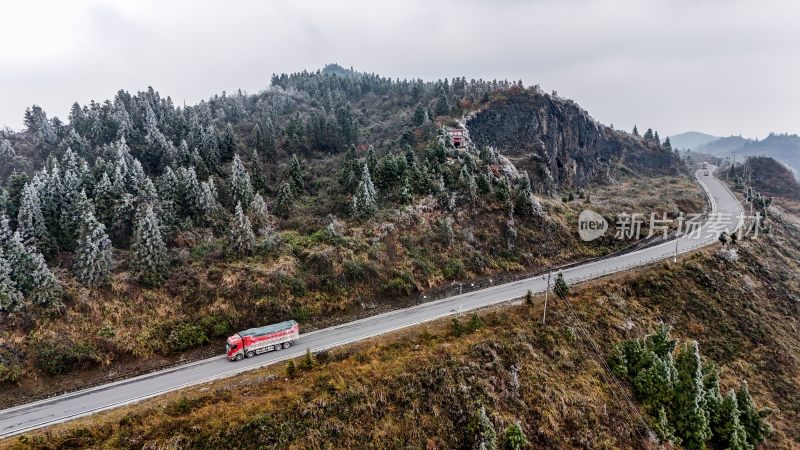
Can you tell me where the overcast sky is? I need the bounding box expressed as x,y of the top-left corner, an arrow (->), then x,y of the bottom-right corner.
2,0 -> 798,138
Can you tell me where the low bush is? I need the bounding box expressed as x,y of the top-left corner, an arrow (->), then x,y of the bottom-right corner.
167,323 -> 209,352
199,315 -> 232,338
0,362 -> 22,385
442,257 -> 466,279
381,271 -> 416,297
32,339 -> 100,376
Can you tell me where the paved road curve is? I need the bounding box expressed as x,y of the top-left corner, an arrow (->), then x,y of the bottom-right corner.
0,168 -> 743,438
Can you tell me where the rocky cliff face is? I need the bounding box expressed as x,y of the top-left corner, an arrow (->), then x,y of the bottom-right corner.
466,89 -> 682,194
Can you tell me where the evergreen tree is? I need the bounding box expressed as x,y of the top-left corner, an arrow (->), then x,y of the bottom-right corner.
176,167 -> 203,218
228,202 -> 255,256
74,211 -> 113,287
289,154 -> 304,194
198,180 -> 219,218
229,154 -> 254,209
514,172 -> 543,216
468,406 -> 497,450
703,363 -> 723,430
0,248 -> 23,312
38,166 -> 63,242
338,145 -> 360,192
6,171 -> 29,228
399,175 -> 413,205
644,128 -> 655,141
553,273 -> 569,299
17,183 -> 53,256
251,123 -> 264,152
60,168 -> 89,249
273,181 -> 295,217
633,349 -> 676,411
435,217 -> 455,247
717,389 -> 751,450
495,178 -> 511,203
130,205 -> 169,287
434,92 -> 450,117
366,145 -> 378,176
93,172 -> 117,228
673,341 -> 712,450
412,104 -> 427,126
0,214 -> 12,249
502,421 -> 527,450
249,193 -> 274,237
652,406 -> 681,445
736,382 -> 771,447
663,136 -> 672,150
25,245 -> 61,307
632,125 -> 639,136
351,163 -> 378,218
285,360 -> 297,379
157,167 -> 180,205
4,231 -> 60,307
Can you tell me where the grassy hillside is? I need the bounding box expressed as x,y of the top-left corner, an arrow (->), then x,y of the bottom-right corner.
5,194 -> 798,450
0,173 -> 703,406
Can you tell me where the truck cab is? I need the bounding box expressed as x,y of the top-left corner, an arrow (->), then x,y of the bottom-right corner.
226,334 -> 244,361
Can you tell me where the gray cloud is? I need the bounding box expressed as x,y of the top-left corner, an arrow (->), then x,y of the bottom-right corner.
1,0 -> 798,138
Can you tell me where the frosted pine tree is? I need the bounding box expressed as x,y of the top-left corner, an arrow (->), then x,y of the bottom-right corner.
157,167 -> 179,204
198,180 -> 219,217
0,248 -> 23,312
0,214 -> 12,249
74,211 -> 114,287
111,163 -> 128,197
249,193 -> 274,237
0,139 -> 15,160
39,163 -> 63,239
674,341 -> 712,449
111,95 -> 133,139
93,173 -> 117,227
60,168 -> 88,249
399,175 -> 413,205
289,154 -> 304,193
17,182 -> 53,255
230,154 -> 254,208
4,231 -> 60,307
468,406 -> 497,450
514,171 -> 544,217
365,145 -> 378,175
175,167 -> 202,216
228,202 -> 256,256
351,163 -> 378,218
26,246 -> 61,307
273,181 -> 294,217
130,205 -> 169,287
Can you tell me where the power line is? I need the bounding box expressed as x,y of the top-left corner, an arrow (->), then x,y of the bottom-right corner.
553,294 -> 655,444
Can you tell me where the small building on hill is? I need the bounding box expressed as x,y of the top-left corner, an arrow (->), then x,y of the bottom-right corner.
448,128 -> 466,148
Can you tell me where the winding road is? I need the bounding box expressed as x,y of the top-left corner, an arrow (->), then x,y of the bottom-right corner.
0,167 -> 744,439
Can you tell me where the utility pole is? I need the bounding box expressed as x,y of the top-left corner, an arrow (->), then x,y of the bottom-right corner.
542,271 -> 551,324
674,232 -> 680,263
454,281 -> 464,316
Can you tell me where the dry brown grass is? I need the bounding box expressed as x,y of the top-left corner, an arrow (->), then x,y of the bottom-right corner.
4,201 -> 799,449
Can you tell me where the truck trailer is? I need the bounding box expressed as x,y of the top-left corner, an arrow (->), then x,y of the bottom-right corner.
226,320 -> 299,361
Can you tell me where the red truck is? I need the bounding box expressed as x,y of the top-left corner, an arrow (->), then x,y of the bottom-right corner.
225,320 -> 299,361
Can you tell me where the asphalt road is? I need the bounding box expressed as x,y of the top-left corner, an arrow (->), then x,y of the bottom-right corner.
0,167 -> 744,438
